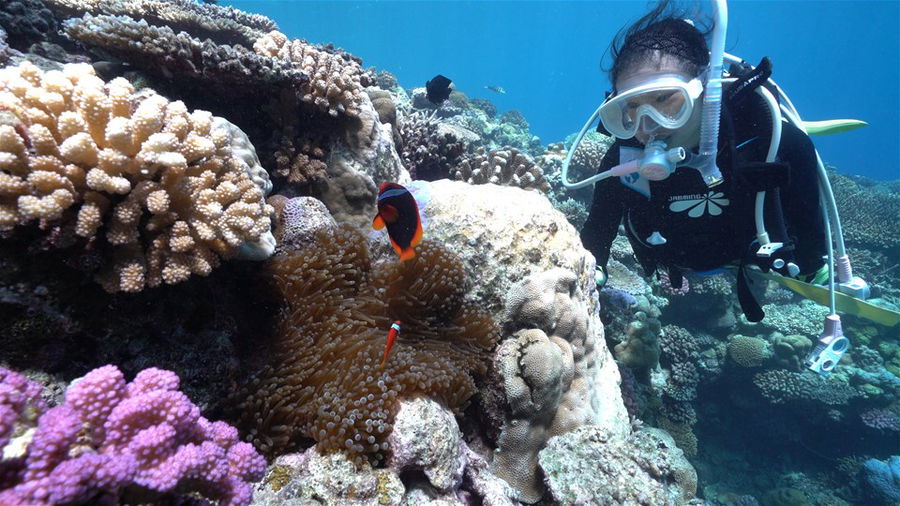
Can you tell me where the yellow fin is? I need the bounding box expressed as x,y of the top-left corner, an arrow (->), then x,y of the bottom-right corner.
749,270 -> 900,327
803,119 -> 867,135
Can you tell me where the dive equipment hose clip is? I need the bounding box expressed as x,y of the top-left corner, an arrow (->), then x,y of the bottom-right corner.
804,314 -> 849,376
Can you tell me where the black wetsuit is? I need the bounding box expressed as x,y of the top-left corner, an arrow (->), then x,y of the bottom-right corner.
580,84 -> 827,309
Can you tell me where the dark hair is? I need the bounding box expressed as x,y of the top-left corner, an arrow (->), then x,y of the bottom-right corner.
606,1 -> 713,91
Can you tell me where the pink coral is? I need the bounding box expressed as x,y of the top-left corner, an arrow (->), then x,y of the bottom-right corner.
0,365 -> 265,505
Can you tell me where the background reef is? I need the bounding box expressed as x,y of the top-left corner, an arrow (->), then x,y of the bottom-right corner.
0,1 -> 898,505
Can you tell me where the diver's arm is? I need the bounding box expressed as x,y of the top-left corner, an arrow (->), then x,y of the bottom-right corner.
580,150 -> 625,270
779,122 -> 827,275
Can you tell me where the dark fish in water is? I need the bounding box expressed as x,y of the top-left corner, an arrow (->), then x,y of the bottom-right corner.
600,287 -> 637,312
485,85 -> 506,94
373,182 -> 423,261
426,74 -> 452,105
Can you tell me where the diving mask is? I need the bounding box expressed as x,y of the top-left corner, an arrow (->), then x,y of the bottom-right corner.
598,75 -> 704,140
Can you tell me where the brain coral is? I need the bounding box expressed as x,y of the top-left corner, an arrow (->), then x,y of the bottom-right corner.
234,224 -> 498,464
0,62 -> 274,292
727,335 -> 772,368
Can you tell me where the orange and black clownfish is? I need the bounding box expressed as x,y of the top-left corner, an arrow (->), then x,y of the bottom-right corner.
381,320 -> 401,368
373,182 -> 423,262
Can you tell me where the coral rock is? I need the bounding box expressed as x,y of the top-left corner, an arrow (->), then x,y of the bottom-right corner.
539,425 -> 697,505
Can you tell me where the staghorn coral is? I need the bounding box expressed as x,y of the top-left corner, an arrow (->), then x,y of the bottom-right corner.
46,0 -> 276,46
0,365 -> 265,505
254,30 -> 366,118
451,146 -> 550,193
234,224 -> 498,464
0,61 -> 274,291
396,110 -> 466,181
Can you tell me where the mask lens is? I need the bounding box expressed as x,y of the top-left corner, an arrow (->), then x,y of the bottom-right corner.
599,78 -> 699,139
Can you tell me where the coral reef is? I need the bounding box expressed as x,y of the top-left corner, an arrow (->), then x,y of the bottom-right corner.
396,110 -> 467,181
234,224 -> 498,463
862,456 -> 900,505
451,146 -> 550,193
253,30 -> 366,118
491,268 -> 627,502
539,425 -> 697,504
0,364 -> 265,505
418,180 -> 597,317
48,0 -> 277,46
0,0 -> 58,48
62,14 -> 304,91
727,335 -> 772,368
752,369 -> 858,405
830,171 -> 900,254
0,61 -> 274,291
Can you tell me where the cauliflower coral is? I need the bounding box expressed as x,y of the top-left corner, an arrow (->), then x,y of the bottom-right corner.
0,61 -> 274,292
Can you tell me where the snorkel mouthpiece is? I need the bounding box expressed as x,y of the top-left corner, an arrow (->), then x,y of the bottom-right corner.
639,139 -> 686,181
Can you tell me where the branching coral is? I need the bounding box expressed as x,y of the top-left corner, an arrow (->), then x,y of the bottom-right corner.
451,146 -> 550,193
0,61 -> 274,291
253,30 -> 366,118
233,224 -> 498,464
396,110 -> 467,181
753,369 -> 858,405
0,365 -> 265,505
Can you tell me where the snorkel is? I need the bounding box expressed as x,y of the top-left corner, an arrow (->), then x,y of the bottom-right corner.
561,0 -> 728,190
683,0 -> 727,186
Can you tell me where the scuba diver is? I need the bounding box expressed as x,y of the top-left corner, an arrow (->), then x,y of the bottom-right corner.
581,2 -> 826,319
563,0 -> 895,375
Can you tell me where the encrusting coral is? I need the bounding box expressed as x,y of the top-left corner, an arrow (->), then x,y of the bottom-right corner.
233,224 -> 498,465
0,61 -> 274,292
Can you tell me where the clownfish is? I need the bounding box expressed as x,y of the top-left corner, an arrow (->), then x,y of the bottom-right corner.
381,320 -> 401,368
373,182 -> 423,262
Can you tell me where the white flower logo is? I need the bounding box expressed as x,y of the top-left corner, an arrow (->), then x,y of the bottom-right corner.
669,191 -> 730,218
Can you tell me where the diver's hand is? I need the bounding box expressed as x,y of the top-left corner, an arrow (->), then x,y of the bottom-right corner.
595,266 -> 608,288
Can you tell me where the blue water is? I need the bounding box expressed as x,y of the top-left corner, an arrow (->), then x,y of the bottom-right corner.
229,0 -> 900,181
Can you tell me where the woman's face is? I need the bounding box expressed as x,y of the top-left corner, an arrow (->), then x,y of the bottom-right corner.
615,55 -> 703,147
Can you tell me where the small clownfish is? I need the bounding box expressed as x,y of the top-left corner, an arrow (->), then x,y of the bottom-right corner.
373,182 -> 423,262
381,320 -> 402,368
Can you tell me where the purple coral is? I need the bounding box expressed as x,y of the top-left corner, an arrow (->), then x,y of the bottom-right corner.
861,408 -> 900,432
0,365 -> 265,505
